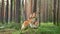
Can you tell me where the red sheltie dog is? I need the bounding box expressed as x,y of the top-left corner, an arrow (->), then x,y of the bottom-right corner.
21,13 -> 39,30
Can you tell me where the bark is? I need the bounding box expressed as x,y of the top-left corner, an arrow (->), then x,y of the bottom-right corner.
10,0 -> 13,22
39,0 -> 41,24
53,0 -> 56,25
25,0 -> 32,19
15,0 -> 20,23
5,0 -> 9,23
57,0 -> 59,25
14,0 -> 16,22
24,0 -> 27,20
1,0 -> 4,23
33,0 -> 37,13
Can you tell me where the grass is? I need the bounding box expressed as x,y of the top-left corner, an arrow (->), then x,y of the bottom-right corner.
12,23 -> 60,34
0,22 -> 60,34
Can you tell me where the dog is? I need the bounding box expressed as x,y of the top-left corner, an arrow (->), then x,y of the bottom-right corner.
21,12 -> 39,30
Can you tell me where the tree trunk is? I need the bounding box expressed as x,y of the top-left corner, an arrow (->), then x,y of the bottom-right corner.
53,0 -> 56,25
25,0 -> 32,19
0,2 -> 1,22
1,0 -> 4,23
15,0 -> 20,23
10,0 -> 13,22
13,0 -> 16,21
5,0 -> 9,23
24,0 -> 27,20
57,0 -> 59,26
33,0 -> 37,13
38,0 -> 41,25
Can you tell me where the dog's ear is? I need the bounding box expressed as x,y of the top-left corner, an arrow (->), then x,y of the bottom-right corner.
32,13 -> 36,18
29,13 -> 36,19
29,14 -> 33,18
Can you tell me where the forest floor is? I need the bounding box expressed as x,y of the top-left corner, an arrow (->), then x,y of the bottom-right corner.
0,22 -> 60,34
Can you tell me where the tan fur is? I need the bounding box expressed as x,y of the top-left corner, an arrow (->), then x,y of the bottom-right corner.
21,19 -> 32,30
21,13 -> 39,30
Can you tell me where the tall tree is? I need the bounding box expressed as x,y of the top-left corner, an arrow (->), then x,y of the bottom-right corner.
35,0 -> 41,26
5,0 -> 9,23
10,0 -> 13,22
57,0 -> 59,25
33,0 -> 37,13
39,0 -> 41,24
23,0 -> 27,20
0,4 -> 1,22
53,0 -> 56,25
8,0 -> 11,23
20,0 -> 24,22
25,0 -> 32,19
15,0 -> 20,23
14,0 -> 16,22
1,0 -> 4,23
